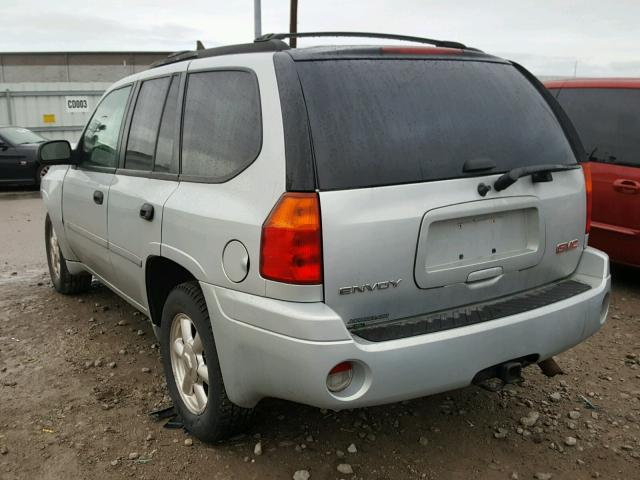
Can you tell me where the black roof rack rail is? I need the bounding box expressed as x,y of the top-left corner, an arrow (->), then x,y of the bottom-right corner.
149,39 -> 290,69
255,31 -> 468,50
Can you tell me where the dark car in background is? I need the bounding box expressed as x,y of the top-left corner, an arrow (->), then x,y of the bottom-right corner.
546,79 -> 640,268
0,126 -> 49,186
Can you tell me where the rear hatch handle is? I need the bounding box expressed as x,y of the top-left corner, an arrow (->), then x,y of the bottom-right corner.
493,164 -> 580,192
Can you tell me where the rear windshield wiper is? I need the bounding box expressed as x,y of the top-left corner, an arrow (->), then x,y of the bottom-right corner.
493,164 -> 580,192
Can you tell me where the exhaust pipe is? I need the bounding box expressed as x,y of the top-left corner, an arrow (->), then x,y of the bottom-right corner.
538,357 -> 564,377
498,362 -> 523,384
473,358 -> 529,392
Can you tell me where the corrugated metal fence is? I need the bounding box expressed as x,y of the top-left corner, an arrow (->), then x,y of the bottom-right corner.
0,82 -> 110,143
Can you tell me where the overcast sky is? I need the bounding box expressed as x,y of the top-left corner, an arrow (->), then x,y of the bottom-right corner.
2,0 -> 639,77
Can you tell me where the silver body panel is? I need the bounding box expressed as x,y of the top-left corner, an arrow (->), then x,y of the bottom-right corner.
161,53 -> 322,302
320,170 -> 586,326
61,168 -> 114,279
40,164 -> 76,260
107,175 -> 179,307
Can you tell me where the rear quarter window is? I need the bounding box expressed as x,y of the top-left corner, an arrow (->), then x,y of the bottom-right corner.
181,70 -> 262,180
554,88 -> 640,167
295,60 -> 576,190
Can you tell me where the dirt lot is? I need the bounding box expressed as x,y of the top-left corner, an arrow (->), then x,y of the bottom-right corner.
0,190 -> 639,480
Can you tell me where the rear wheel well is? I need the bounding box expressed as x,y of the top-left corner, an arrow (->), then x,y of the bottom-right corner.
146,256 -> 197,326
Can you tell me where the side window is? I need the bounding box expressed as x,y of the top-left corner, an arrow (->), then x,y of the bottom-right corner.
154,76 -> 180,173
556,88 -> 640,167
78,86 -> 131,168
181,70 -> 261,179
124,77 -> 171,171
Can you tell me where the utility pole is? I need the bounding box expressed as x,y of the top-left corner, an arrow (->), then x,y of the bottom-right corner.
289,0 -> 298,47
254,0 -> 262,39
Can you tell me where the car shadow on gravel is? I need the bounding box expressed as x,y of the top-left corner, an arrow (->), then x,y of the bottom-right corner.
0,185 -> 40,200
0,185 -> 39,192
610,263 -> 639,292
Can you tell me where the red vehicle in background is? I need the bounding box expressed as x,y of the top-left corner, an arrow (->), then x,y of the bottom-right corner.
545,79 -> 640,268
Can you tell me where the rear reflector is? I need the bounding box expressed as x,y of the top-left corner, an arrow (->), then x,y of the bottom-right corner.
327,362 -> 353,393
260,192 -> 322,284
581,163 -> 592,234
381,46 -> 462,55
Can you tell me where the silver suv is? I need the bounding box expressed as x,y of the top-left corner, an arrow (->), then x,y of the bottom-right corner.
39,33 -> 611,442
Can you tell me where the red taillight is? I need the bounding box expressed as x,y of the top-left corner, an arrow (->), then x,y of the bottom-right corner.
260,192 -> 322,284
380,46 -> 462,55
581,162 -> 593,234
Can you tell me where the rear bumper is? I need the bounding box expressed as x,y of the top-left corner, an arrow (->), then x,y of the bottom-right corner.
201,247 -> 610,409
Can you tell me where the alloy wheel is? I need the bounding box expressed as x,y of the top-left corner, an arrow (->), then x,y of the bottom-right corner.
169,313 -> 209,414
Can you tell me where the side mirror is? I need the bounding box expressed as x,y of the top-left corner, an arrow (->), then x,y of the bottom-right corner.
0,141 -> 8,151
37,140 -> 75,165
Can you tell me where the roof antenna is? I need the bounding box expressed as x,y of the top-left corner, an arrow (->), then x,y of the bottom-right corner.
196,40 -> 206,50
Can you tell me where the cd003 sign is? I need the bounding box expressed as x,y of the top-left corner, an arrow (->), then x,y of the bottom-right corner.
65,96 -> 90,113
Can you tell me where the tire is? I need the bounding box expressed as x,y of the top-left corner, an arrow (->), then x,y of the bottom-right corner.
160,281 -> 253,442
45,215 -> 92,294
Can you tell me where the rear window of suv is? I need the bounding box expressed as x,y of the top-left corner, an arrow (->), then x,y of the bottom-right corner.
181,70 -> 262,180
551,87 -> 640,167
295,60 -> 576,190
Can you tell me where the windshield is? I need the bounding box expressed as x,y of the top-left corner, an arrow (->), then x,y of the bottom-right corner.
0,127 -> 47,145
295,59 -> 576,190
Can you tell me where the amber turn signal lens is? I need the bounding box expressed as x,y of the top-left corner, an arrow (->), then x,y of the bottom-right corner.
260,193 -> 322,284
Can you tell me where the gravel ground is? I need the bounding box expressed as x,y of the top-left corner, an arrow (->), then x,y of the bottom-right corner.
0,191 -> 638,480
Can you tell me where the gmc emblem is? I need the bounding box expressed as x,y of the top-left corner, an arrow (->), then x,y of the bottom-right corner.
556,239 -> 579,254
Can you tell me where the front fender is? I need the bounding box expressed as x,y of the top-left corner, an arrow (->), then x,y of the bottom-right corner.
41,165 -> 78,261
